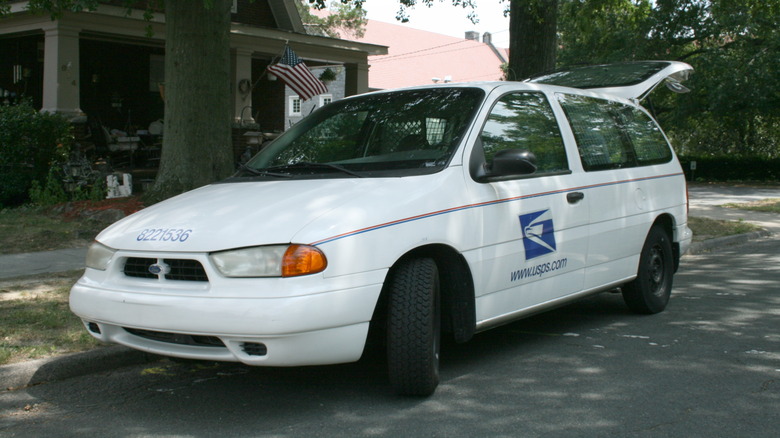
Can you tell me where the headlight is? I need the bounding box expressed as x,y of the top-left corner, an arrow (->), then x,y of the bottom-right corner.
209,244 -> 327,278
86,242 -> 116,271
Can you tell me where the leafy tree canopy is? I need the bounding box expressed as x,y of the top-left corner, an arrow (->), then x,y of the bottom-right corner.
557,0 -> 780,158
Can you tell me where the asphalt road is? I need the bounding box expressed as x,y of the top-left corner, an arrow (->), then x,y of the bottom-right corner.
1,236 -> 778,437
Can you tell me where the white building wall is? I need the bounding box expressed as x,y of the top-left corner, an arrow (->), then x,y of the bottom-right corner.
283,66 -> 345,129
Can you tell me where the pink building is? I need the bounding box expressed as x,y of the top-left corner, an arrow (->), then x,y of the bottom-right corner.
346,20 -> 508,90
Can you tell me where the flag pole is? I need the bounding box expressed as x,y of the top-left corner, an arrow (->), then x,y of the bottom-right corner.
250,41 -> 290,91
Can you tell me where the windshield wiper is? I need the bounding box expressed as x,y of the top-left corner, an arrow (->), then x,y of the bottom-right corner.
267,161 -> 364,178
237,164 -> 293,178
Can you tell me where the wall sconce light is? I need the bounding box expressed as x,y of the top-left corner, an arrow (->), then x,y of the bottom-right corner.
238,79 -> 251,95
267,72 -> 277,81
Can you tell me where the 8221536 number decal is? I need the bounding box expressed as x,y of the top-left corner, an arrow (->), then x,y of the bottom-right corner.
136,228 -> 192,242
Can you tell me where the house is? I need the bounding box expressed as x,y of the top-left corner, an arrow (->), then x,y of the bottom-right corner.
0,0 -> 386,160
351,19 -> 508,90
281,63 -> 345,129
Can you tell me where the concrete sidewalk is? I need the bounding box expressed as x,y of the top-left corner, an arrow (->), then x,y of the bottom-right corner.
688,183 -> 780,234
0,246 -> 88,280
1,184 -> 778,391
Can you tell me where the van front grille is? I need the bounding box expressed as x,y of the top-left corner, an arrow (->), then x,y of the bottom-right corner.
123,257 -> 209,282
123,257 -> 157,279
166,259 -> 209,282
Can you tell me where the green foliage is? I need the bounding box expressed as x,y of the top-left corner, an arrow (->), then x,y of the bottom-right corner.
27,164 -> 105,206
306,0 -> 477,24
28,168 -> 68,206
557,0 -> 780,161
318,67 -> 339,82
299,0 -> 368,38
0,101 -> 73,207
678,155 -> 780,182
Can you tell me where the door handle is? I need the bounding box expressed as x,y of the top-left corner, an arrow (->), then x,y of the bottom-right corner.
567,191 -> 585,204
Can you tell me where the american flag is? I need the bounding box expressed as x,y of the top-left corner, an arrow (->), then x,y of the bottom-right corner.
267,46 -> 328,101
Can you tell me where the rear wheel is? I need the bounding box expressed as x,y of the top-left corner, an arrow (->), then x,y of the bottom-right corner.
386,257 -> 440,396
622,225 -> 674,314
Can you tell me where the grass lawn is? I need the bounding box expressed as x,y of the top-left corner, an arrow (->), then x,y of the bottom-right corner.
0,271 -> 100,366
722,198 -> 780,213
0,197 -> 143,254
689,216 -> 762,242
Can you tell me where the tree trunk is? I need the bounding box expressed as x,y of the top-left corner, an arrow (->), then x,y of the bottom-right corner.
507,0 -> 559,81
147,0 -> 234,202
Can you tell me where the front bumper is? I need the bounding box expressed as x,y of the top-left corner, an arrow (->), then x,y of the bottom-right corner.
70,258 -> 385,366
678,223 -> 693,256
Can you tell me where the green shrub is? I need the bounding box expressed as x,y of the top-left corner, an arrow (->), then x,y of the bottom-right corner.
28,167 -> 68,206
678,156 -> 780,182
0,100 -> 73,207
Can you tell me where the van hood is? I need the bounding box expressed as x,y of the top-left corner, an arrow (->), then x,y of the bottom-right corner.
96,179 -> 375,253
528,61 -> 693,101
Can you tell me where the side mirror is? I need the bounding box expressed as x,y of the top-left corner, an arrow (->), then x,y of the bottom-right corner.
491,149 -> 537,176
474,148 -> 537,182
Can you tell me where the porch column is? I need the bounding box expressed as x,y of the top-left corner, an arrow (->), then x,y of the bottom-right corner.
232,47 -> 254,123
345,62 -> 370,96
41,24 -> 82,118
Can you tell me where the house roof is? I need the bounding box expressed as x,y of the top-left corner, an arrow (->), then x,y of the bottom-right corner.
348,19 -> 508,90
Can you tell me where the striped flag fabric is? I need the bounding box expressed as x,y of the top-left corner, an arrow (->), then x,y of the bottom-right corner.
267,46 -> 328,101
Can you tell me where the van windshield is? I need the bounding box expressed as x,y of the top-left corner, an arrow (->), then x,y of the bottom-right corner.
242,88 -> 484,178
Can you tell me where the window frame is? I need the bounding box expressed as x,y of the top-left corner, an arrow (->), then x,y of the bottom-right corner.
471,91 -> 571,182
557,93 -> 673,172
318,94 -> 333,107
289,96 -> 302,117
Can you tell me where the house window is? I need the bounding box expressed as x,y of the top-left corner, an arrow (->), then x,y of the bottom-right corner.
319,94 -> 333,107
289,96 -> 302,116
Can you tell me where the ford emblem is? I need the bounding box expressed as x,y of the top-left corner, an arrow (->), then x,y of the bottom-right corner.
148,262 -> 170,275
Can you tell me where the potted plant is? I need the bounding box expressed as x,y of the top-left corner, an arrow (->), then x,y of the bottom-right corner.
318,68 -> 338,83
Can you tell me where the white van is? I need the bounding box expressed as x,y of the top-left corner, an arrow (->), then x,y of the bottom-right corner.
71,61 -> 693,396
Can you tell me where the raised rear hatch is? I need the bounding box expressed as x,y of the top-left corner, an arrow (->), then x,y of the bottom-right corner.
528,60 -> 693,101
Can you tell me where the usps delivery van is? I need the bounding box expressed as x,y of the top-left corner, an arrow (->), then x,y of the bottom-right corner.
71,61 -> 693,395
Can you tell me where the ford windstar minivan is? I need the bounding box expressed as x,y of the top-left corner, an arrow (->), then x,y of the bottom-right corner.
71,61 -> 693,396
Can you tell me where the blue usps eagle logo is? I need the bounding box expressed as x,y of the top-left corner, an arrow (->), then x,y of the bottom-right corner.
519,210 -> 557,260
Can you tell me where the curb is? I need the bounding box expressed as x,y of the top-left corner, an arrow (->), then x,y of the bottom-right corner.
1,345 -> 159,391
1,229 -> 774,391
687,229 -> 772,255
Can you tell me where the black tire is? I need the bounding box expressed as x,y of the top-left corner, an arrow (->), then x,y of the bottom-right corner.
622,225 -> 674,314
386,257 -> 441,396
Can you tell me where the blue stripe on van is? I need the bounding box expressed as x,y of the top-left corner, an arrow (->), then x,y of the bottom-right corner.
310,172 -> 684,246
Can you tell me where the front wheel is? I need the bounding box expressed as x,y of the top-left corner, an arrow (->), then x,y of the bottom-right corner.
622,225 -> 674,314
386,257 -> 440,396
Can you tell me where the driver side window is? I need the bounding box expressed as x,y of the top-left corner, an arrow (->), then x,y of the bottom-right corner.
479,92 -> 568,175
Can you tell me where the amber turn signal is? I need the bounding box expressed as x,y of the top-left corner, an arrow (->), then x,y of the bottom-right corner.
282,244 -> 327,277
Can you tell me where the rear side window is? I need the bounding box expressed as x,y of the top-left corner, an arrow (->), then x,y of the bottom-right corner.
479,92 -> 568,175
557,94 -> 671,171
557,94 -> 632,171
618,107 -> 672,165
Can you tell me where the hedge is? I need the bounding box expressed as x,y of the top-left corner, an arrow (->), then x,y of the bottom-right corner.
0,101 -> 73,207
677,156 -> 780,182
